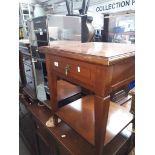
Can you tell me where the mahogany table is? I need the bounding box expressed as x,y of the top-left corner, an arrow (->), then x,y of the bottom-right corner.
39,41 -> 135,155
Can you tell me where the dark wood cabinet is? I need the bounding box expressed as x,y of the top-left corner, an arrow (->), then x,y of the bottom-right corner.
19,95 -> 70,155
19,101 -> 38,155
35,119 -> 56,155
19,93 -> 134,155
37,135 -> 51,155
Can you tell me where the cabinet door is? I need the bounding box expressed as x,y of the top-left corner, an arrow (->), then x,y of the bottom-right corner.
19,102 -> 38,155
58,145 -> 71,155
35,120 -> 57,155
37,135 -> 52,155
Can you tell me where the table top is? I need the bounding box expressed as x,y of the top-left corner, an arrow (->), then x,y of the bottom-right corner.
39,41 -> 135,65
56,95 -> 133,146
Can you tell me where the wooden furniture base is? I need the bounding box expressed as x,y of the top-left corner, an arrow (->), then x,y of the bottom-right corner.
20,94 -> 134,155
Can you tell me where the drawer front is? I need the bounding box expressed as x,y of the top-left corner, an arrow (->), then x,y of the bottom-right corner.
25,76 -> 35,90
58,145 -> 71,155
23,55 -> 32,65
51,56 -> 96,87
35,120 -> 55,148
24,64 -> 33,78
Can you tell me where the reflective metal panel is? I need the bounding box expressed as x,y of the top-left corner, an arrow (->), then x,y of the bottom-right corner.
32,57 -> 50,108
27,19 -> 38,46
47,15 -> 82,41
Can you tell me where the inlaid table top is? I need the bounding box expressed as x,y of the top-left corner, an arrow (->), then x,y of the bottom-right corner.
39,41 -> 135,65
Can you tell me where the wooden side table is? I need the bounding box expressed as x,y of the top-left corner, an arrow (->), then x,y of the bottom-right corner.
39,41 -> 135,155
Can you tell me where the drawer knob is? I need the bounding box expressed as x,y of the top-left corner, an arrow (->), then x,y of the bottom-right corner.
77,66 -> 80,72
54,61 -> 59,67
64,64 -> 71,76
61,134 -> 66,138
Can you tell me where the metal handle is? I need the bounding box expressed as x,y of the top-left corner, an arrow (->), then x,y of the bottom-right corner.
64,64 -> 71,76
26,69 -> 30,72
28,81 -> 32,84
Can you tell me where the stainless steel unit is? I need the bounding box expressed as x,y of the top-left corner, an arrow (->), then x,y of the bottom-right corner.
47,15 -> 82,41
32,57 -> 50,107
27,15 -> 92,108
27,19 -> 37,47
47,14 -> 95,42
33,16 -> 48,47
27,17 -> 50,108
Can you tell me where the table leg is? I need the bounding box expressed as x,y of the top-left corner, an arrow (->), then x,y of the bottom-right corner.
45,55 -> 59,124
94,95 -> 110,155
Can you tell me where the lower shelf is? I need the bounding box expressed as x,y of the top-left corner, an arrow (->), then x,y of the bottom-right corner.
56,95 -> 133,146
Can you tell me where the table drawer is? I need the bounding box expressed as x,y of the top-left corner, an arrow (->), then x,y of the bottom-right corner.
51,56 -> 96,87
24,63 -> 33,78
